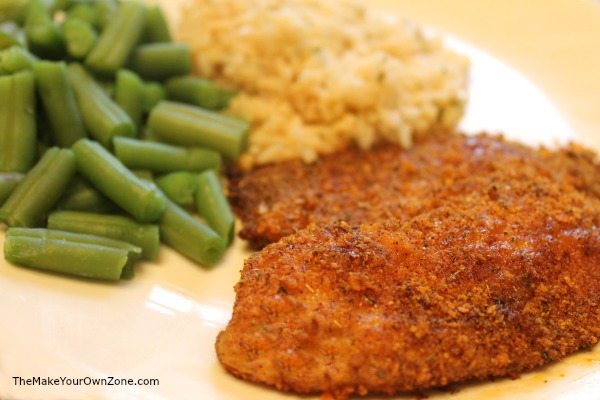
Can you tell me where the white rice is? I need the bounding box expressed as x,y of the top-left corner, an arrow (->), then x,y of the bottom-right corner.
177,0 -> 470,169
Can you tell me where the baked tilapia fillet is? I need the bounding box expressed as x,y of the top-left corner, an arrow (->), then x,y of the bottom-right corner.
217,170 -> 600,399
228,133 -> 600,248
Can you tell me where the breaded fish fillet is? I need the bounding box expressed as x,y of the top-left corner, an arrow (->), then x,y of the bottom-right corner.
217,171 -> 600,399
228,133 -> 600,248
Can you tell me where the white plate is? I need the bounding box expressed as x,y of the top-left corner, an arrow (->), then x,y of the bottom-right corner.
1,1 -> 600,400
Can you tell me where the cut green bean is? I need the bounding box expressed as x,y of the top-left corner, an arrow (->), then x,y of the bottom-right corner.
72,138 -> 166,222
0,34 -> 18,53
119,262 -> 135,280
131,169 -> 154,181
142,4 -> 171,43
66,3 -> 97,26
114,69 -> 144,131
1,21 -> 26,50
138,127 -> 157,143
142,81 -> 166,113
0,4 -> 27,26
24,0 -> 65,60
157,100 -> 248,131
84,1 -> 146,76
51,0 -> 99,13
4,231 -> 131,281
155,171 -> 197,207
0,70 -> 37,173
195,169 -> 235,245
0,172 -> 24,206
147,101 -> 249,160
0,147 -> 76,227
33,61 -> 88,147
48,210 -> 160,260
7,227 -> 142,260
56,176 -> 117,213
49,0 -> 71,12
61,18 -> 97,59
36,106 -> 54,148
92,0 -> 118,31
0,46 -> 38,74
113,136 -> 222,173
165,76 -> 235,111
96,77 -> 114,98
67,62 -> 134,148
36,139 -> 49,160
127,43 -> 192,81
159,193 -> 226,266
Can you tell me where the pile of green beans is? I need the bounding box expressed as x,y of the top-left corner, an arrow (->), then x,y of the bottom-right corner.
0,0 -> 245,281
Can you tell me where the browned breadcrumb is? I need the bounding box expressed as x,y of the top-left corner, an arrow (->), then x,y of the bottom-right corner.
217,169 -> 600,398
217,133 -> 600,398
227,133 -> 600,248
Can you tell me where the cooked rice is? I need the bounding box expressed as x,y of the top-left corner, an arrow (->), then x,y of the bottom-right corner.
177,0 -> 470,169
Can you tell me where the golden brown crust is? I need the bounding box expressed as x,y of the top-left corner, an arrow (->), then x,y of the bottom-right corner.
216,135 -> 600,398
228,133 -> 600,248
217,136 -> 600,398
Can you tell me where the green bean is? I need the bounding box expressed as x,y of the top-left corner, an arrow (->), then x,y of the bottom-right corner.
195,169 -> 235,245
0,45 -> 38,74
4,231 -> 131,281
92,0 -> 118,31
7,227 -> 142,260
48,210 -> 160,260
142,81 -> 166,113
66,3 -> 96,26
71,138 -> 166,222
0,172 -> 24,206
50,0 -> 89,12
0,3 -> 27,25
114,69 -> 144,132
24,0 -> 65,60
147,101 -> 249,160
36,138 -> 49,160
95,76 -> 114,98
131,169 -> 154,182
85,1 -> 146,76
0,70 -> 37,173
140,126 -> 165,143
142,4 -> 171,43
49,0 -> 70,12
157,100 -> 248,131
165,76 -> 235,111
61,18 -> 97,59
33,61 -> 88,147
155,171 -> 197,207
67,62 -> 134,148
0,147 -> 76,227
1,21 -> 26,50
119,262 -> 135,280
159,193 -> 226,266
56,176 -> 117,213
36,105 -> 54,148
113,136 -> 222,173
127,43 -> 192,81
